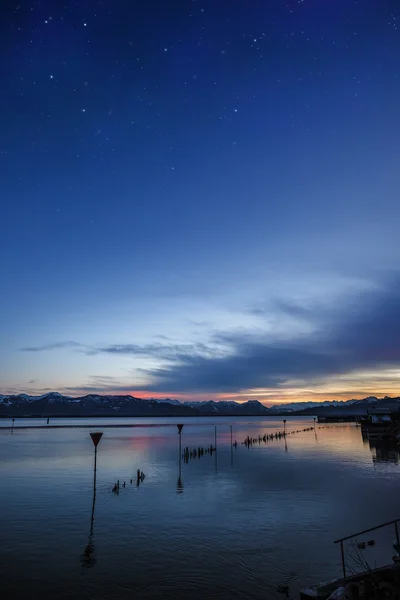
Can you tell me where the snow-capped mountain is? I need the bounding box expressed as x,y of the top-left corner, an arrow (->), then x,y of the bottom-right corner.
153,398 -> 183,406
0,393 -> 271,417
269,400 -> 343,413
0,393 -> 399,418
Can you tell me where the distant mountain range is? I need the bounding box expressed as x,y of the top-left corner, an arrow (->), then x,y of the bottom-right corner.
0,392 -> 400,417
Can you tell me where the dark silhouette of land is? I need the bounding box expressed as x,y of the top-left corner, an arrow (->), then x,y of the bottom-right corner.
1,392 -> 399,419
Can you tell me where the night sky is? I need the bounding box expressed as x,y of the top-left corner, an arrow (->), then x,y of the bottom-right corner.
1,1 -> 400,403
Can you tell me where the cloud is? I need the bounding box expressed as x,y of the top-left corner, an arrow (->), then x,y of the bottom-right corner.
126,276 -> 400,393
63,384 -> 137,394
84,342 -> 213,361
17,276 -> 400,398
20,341 -> 84,352
89,375 -> 119,382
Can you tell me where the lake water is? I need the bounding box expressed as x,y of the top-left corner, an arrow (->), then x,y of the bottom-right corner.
1,416 -> 399,600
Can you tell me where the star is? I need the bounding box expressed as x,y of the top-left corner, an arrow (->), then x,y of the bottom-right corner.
81,108 -> 86,113
49,75 -> 54,79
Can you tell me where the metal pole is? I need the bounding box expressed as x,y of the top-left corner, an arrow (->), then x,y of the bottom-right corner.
230,425 -> 233,466
94,446 -> 97,487
176,425 -> 184,486
214,425 -> 218,472
90,452 -> 97,537
179,430 -> 182,478
340,541 -> 347,582
395,522 -> 400,551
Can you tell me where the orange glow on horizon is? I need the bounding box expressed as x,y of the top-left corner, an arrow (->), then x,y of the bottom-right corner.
66,388 -> 400,407
59,369 -> 400,406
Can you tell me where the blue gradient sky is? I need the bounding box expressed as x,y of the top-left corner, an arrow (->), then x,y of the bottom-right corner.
1,1 -> 400,402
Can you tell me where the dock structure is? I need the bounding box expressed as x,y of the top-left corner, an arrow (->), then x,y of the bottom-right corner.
360,408 -> 400,440
317,415 -> 361,423
300,518 -> 400,599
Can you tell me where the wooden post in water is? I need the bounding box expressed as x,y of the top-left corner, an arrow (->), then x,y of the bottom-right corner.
283,419 -> 286,436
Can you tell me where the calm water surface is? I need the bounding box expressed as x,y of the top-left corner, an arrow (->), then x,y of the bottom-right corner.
1,416 -> 399,600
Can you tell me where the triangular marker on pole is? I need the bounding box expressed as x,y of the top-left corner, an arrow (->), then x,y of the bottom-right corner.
90,432 -> 103,447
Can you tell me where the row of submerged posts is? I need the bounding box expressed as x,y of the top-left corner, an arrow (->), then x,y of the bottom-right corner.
82,419 -> 317,565
88,419 -> 317,496
178,424 -> 226,490
242,419 -> 316,447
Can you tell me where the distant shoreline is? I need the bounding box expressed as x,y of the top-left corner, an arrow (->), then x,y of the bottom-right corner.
0,413 -> 316,429
0,412 -> 311,420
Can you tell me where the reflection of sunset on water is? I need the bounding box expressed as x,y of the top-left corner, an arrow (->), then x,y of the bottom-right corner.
1,414 -> 399,600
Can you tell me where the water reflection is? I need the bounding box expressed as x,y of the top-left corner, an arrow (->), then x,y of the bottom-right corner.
81,461 -> 97,568
176,475 -> 184,494
368,439 -> 400,464
2,417 -> 399,600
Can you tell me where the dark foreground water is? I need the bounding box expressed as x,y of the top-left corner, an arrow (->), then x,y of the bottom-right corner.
1,416 -> 400,600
